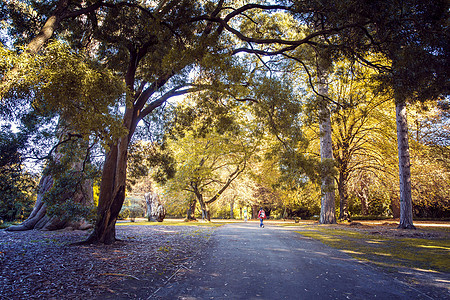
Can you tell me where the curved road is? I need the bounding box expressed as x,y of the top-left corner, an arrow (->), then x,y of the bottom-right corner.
153,222 -> 441,300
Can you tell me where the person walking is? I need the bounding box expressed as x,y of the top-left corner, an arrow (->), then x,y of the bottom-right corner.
243,208 -> 248,222
258,207 -> 266,228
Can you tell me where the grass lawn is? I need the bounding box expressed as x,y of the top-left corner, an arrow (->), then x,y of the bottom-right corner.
116,217 -> 229,227
291,221 -> 450,274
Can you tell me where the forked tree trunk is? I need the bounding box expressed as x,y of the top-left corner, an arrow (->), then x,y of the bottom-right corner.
197,196 -> 210,221
317,64 -> 336,225
395,99 -> 415,229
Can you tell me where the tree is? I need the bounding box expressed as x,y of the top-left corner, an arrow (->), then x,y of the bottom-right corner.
2,39 -> 124,231
2,0 -> 225,243
0,0 -> 103,97
367,0 -> 449,228
0,126 -> 37,222
328,61 -> 396,220
221,0 -> 449,228
163,97 -> 256,221
3,0 -> 447,242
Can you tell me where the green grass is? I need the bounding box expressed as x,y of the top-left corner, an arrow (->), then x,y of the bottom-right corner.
116,218 -> 226,227
295,226 -> 450,273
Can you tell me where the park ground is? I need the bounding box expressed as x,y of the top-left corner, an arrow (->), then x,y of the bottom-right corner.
0,219 -> 449,299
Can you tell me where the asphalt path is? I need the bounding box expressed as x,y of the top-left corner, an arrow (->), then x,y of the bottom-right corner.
153,222 -> 440,300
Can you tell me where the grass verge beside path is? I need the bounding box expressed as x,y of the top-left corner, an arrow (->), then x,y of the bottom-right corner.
116,218 -> 228,227
292,223 -> 450,274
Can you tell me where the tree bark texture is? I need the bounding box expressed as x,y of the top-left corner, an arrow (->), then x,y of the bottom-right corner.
145,191 -> 166,222
6,174 -> 93,231
318,66 -> 336,225
358,182 -> 369,216
85,100 -> 140,244
6,140 -> 94,232
6,175 -> 53,231
252,205 -> 258,219
86,138 -> 127,244
395,99 -> 415,229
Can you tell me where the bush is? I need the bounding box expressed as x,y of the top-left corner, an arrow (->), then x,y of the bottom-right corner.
118,196 -> 146,220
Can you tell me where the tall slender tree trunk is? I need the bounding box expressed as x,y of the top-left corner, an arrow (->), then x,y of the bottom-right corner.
395,99 -> 415,229
317,63 -> 336,225
229,196 -> 235,219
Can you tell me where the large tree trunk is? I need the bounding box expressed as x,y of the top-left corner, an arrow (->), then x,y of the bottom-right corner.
395,99 -> 415,229
6,135 -> 94,232
197,196 -> 210,221
6,174 -> 53,231
6,174 -> 93,231
145,191 -> 166,222
84,97 -> 139,244
85,137 -> 128,244
186,197 -> 197,221
317,64 -> 336,225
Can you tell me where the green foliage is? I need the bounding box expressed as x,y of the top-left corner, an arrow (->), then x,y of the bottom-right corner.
2,41 -> 127,148
0,125 -> 37,222
162,94 -> 261,216
2,0 -> 449,227
118,196 -> 146,220
42,136 -> 98,222
279,181 -> 321,219
127,140 -> 176,188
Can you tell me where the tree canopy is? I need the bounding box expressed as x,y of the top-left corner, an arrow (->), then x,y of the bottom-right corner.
1,0 -> 448,242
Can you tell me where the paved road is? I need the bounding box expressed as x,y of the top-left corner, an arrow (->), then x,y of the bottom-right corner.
153,222 -> 440,300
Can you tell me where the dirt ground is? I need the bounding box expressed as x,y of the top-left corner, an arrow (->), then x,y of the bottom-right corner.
0,220 -> 448,299
0,225 -> 215,299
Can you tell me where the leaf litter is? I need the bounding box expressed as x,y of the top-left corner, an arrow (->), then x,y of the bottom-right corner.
0,225 -> 215,299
